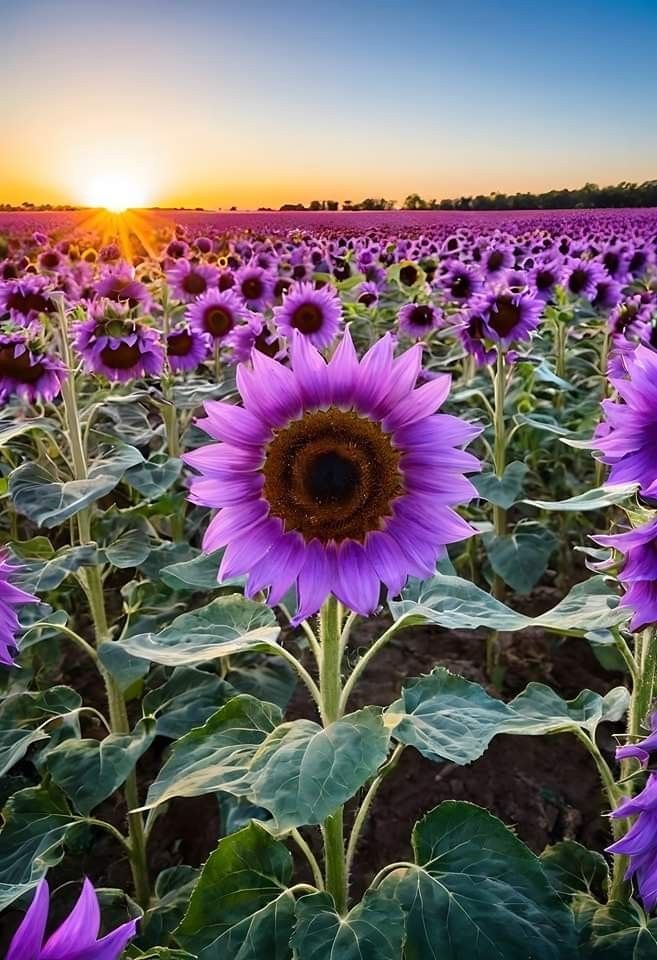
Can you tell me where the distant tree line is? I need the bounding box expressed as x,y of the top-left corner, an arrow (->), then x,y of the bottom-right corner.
401,180 -> 657,211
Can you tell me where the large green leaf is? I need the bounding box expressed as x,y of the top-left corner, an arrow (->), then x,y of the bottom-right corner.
380,801 -> 577,959
473,461 -> 527,508
46,717 -> 155,815
140,865 -> 199,949
125,455 -> 182,499
525,483 -> 638,512
226,660 -> 297,710
248,708 -> 390,831
10,543 -> 98,592
0,687 -> 82,777
143,695 -> 282,810
484,522 -> 558,594
176,822 -> 296,960
389,574 -> 628,637
97,642 -> 150,694
143,667 -> 237,739
118,595 -> 280,665
0,783 -> 80,909
160,550 -> 224,591
0,417 -> 52,446
9,446 -> 143,528
385,668 -> 512,764
539,841 -> 609,901
586,900 -> 657,958
505,683 -> 629,738
292,889 -> 405,960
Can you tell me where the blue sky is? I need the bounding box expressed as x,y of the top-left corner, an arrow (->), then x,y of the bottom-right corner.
1,0 -> 655,206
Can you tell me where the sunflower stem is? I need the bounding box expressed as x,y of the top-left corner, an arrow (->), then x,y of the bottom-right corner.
55,300 -> 151,909
487,346 -> 507,680
319,596 -> 347,913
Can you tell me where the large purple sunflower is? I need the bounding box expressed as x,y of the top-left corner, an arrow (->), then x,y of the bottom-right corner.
184,330 -> 480,622
166,259 -> 218,303
234,264 -> 275,312
94,263 -> 150,309
0,552 -> 38,666
273,281 -> 343,348
478,288 -> 544,347
594,345 -> 657,496
73,309 -> 165,382
0,334 -> 67,405
594,517 -> 657,631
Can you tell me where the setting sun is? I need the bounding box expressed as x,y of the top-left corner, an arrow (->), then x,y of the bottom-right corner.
82,172 -> 149,212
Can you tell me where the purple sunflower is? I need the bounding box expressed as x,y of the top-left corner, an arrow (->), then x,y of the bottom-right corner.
0,551 -> 38,666
273,281 -> 343,348
166,259 -> 218,303
228,316 -> 285,364
0,334 -> 67,405
563,257 -> 607,301
0,276 -> 55,328
398,302 -> 442,340
94,263 -> 150,309
73,309 -> 165,382
183,329 -> 480,622
478,288 -> 544,347
594,345 -> 657,496
5,877 -> 137,960
594,517 -> 657,630
166,323 -> 210,373
186,288 -> 250,344
440,260 -> 483,303
234,264 -> 275,311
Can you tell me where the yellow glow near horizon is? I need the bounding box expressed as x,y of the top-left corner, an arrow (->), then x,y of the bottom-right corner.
81,173 -> 149,213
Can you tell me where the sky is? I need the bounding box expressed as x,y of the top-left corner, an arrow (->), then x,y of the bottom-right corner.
1,0 -> 656,209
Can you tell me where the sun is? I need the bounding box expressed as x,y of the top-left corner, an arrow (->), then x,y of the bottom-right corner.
82,173 -> 149,212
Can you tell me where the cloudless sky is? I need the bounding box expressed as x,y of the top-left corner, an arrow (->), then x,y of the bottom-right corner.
1,0 -> 656,208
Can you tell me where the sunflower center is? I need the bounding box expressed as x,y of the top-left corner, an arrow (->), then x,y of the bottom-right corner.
254,330 -> 279,357
241,277 -> 263,300
167,330 -> 193,356
408,305 -> 434,327
182,272 -> 207,296
536,270 -> 554,290
7,290 -> 53,315
399,264 -> 418,286
451,275 -> 469,298
262,408 -> 403,543
100,342 -> 142,370
203,306 -> 233,337
568,269 -> 588,294
0,346 -> 44,383
489,296 -> 521,336
487,250 -> 504,271
292,302 -> 323,334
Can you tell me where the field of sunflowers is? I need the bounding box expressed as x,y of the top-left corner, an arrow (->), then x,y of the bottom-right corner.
1,207 -> 657,958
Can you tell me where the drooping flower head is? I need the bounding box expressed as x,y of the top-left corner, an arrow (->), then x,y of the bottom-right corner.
0,333 -> 67,405
594,517 -> 657,630
166,258 -> 218,303
440,259 -> 483,303
166,323 -> 210,373
356,281 -> 381,308
0,276 -> 55,328
0,551 -> 38,666
186,288 -> 250,344
234,264 -> 275,311
398,302 -> 442,340
73,305 -> 165,382
273,281 -> 343,348
183,330 -> 480,623
594,345 -> 657,496
94,262 -> 150,309
6,877 -> 137,960
228,316 -> 285,365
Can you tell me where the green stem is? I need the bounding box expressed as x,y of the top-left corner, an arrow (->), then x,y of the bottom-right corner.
487,348 -> 507,677
319,596 -> 347,913
56,301 -> 151,909
346,744 -> 404,879
291,829 -> 324,890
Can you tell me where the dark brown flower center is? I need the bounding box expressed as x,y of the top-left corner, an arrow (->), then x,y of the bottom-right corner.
535,270 -> 554,290
399,264 -> 419,286
182,272 -> 208,296
489,296 -> 521,336
568,269 -> 588,294
487,250 -> 505,271
6,290 -> 53,315
100,341 -> 142,369
241,277 -> 263,300
40,252 -> 60,270
292,303 -> 323,334
167,330 -> 193,356
408,305 -> 434,327
203,306 -> 233,337
0,345 -> 44,383
254,330 -> 279,357
451,275 -> 470,298
262,408 -> 403,544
